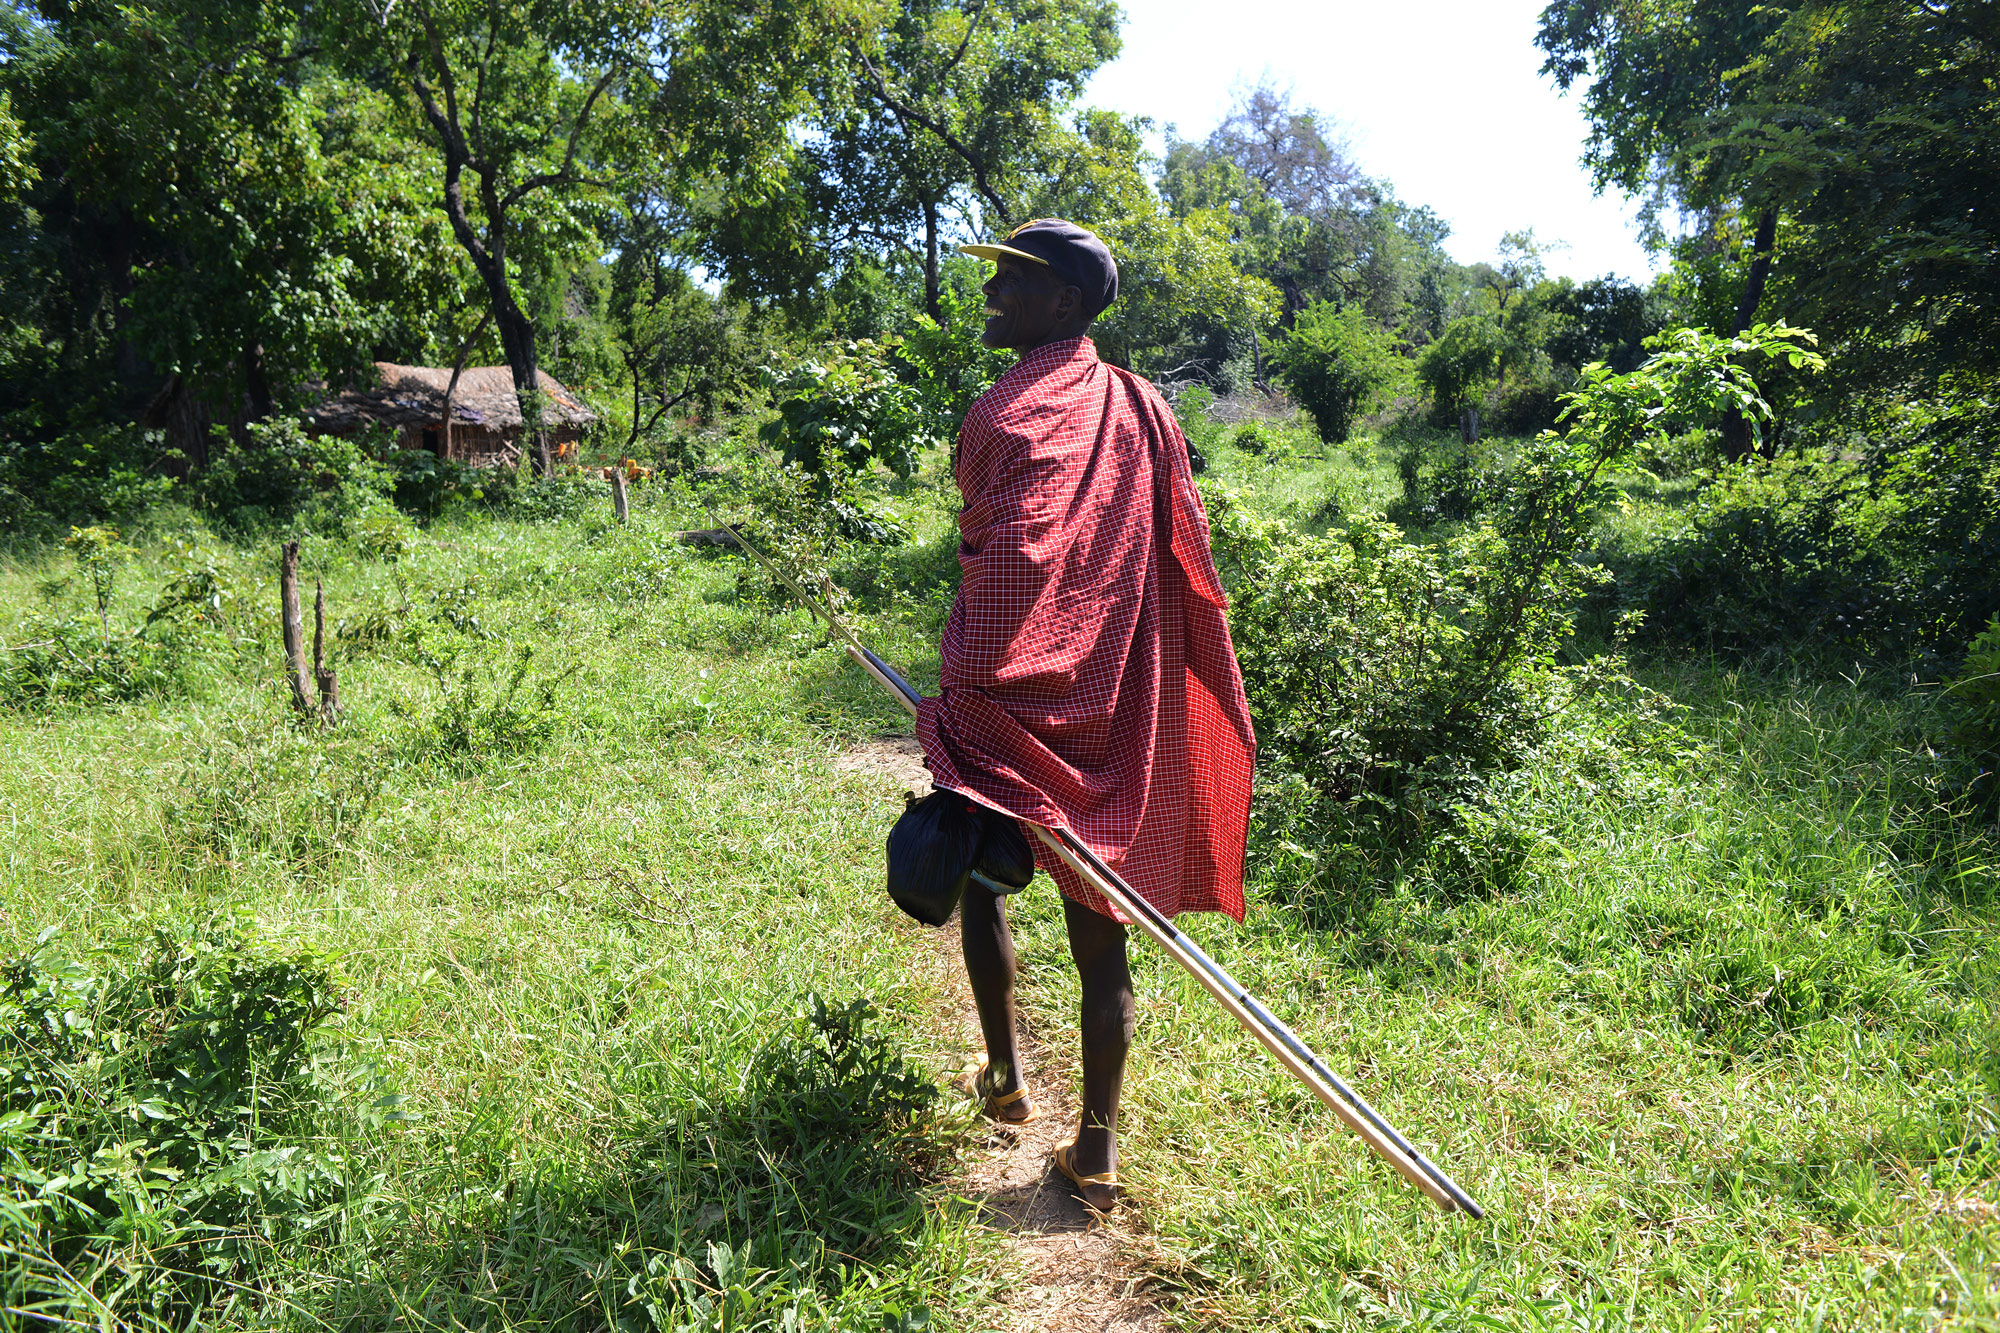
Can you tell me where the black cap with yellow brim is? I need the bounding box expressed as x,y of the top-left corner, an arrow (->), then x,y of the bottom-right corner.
958,217 -> 1118,317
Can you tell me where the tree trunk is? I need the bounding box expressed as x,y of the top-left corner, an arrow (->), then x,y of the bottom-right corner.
313,578 -> 339,723
924,199 -> 941,323
609,468 -> 629,524
490,294 -> 550,476
280,542 -> 316,721
1721,208 -> 1780,462
243,341 -> 274,422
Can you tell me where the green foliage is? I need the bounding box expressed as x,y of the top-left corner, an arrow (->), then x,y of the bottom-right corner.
760,343 -> 928,486
0,537 -> 236,709
190,418 -> 393,534
1539,0 -> 2000,405
401,643 -> 571,769
2,921 -> 383,1326
1946,617 -> 2000,813
61,524 -> 134,634
1221,324 -> 1822,880
1026,109 -> 1281,373
1171,384 -> 1227,460
0,614 -> 184,709
1415,315 -> 1504,424
1608,392 -> 2000,665
1269,302 -> 1408,444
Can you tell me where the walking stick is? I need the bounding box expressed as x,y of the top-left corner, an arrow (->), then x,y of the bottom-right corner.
713,514 -> 1485,1218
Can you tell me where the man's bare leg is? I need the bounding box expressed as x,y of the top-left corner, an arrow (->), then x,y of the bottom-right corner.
960,887 -> 1030,1117
1064,896 -> 1132,1210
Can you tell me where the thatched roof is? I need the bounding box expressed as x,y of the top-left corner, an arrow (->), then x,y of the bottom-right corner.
308,362 -> 596,434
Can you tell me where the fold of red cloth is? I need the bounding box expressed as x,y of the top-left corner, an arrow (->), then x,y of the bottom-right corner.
917,336 -> 1257,921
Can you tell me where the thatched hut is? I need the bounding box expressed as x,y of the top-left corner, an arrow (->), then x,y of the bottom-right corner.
306,363 -> 597,466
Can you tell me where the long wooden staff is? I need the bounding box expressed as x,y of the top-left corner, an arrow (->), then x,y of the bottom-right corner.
713,515 -> 1484,1218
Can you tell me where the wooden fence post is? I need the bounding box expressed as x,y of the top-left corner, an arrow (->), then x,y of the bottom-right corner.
313,579 -> 340,723
609,468 -> 629,524
280,542 -> 317,720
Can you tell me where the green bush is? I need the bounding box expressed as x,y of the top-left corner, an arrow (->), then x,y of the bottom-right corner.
1221,324 -> 1822,890
2,923 -> 391,1325
1605,396 -> 2000,666
1415,315 -> 1505,428
1269,302 -> 1408,444
192,417 -> 393,533
1231,422 -> 1270,455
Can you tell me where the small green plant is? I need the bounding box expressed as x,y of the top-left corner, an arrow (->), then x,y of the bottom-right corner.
354,507 -> 415,561
2,922 -> 388,1324
1231,422 -> 1269,455
1270,301 -> 1410,444
405,643 -> 571,766
62,523 -> 135,637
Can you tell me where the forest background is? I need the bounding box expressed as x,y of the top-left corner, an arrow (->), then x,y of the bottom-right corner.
0,0 -> 1996,1330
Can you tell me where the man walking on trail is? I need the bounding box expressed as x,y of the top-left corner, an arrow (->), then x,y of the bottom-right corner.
918,218 -> 1257,1212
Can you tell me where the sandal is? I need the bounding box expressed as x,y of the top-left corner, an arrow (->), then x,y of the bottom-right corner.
1052,1139 -> 1119,1210
960,1060 -> 1042,1124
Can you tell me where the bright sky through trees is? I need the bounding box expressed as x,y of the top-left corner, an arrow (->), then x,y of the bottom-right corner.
1086,0 -> 1660,282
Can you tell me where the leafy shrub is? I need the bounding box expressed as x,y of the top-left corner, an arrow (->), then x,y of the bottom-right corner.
1226,512 -> 1548,854
1415,315 -> 1505,427
489,468 -> 604,523
0,413 -> 179,533
192,417 -> 393,532
1231,422 -> 1270,455
0,541 -> 235,709
2,923 -> 391,1325
1386,427 -> 1510,529
0,615 -> 193,708
1171,384 -> 1226,463
402,644 -> 571,767
1946,615 -> 2000,811
1223,325 -> 1822,888
383,448 -> 488,518
759,342 -> 930,486
1607,395 -> 2000,666
1269,301 -> 1409,444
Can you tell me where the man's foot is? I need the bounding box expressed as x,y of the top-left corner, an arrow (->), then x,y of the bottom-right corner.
962,1060 -> 1041,1124
1053,1139 -> 1119,1212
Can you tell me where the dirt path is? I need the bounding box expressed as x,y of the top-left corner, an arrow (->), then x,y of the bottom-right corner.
835,736 -> 1168,1333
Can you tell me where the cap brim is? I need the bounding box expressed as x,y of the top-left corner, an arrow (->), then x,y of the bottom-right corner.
958,242 -> 1050,266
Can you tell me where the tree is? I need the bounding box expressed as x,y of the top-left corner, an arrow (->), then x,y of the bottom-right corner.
1023,110 -> 1279,374
326,0 -> 839,473
815,0 -> 1120,319
606,207 -> 760,451
1160,82 -> 1454,360
0,1 -> 411,448
1269,302 -> 1408,444
1538,0 -> 2000,445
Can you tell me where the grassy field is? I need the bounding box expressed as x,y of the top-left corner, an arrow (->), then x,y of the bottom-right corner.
3,423 -> 1995,1330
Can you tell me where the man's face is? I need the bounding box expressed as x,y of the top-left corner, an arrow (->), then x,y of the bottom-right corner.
981,255 -> 1079,350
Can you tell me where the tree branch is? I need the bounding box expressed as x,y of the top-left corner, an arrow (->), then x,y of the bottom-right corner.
852,46 -> 1012,222
501,63 -> 623,208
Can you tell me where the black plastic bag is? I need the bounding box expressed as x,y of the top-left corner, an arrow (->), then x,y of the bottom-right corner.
886,789 -> 1035,927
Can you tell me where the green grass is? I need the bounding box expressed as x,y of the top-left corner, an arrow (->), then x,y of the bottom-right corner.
3,435 -> 1996,1330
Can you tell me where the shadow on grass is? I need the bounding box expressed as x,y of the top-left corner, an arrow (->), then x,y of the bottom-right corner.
328,997 -> 969,1331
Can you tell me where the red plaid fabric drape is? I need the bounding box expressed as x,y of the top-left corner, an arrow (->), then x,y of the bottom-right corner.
917,337 -> 1256,921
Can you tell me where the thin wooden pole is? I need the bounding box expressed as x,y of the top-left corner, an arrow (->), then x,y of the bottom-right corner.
280,542 -> 316,720
841,641 -> 1478,1216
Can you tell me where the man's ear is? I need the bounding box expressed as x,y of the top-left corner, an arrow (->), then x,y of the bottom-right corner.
1056,283 -> 1085,326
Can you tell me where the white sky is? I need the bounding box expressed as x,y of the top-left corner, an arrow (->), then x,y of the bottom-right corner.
1084,0 -> 1661,283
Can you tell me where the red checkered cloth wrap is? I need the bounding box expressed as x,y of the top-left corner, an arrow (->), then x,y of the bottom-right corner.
917,336 -> 1256,922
